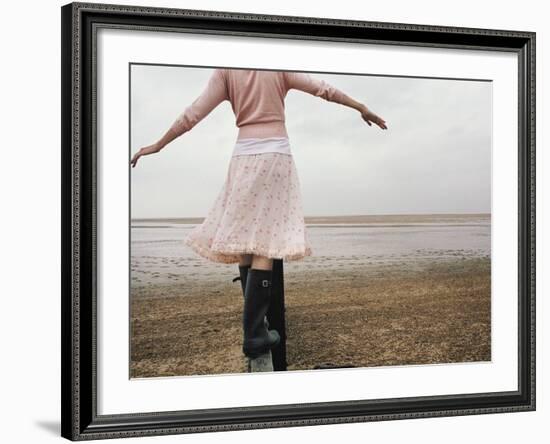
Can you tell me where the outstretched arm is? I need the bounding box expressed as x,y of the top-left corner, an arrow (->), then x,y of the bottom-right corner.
283,71 -> 387,130
131,69 -> 228,168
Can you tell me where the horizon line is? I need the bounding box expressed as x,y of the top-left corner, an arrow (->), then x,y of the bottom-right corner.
132,212 -> 491,220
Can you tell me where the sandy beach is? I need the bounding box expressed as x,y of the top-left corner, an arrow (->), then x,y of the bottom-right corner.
130,214 -> 491,378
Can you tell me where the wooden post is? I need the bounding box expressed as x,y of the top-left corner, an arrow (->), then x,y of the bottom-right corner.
266,259 -> 287,371
247,351 -> 274,372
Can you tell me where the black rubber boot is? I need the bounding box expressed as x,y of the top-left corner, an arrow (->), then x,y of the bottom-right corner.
242,268 -> 280,358
234,264 -> 251,296
234,264 -> 270,329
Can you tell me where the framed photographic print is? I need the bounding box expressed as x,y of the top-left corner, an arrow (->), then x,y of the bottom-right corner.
61,1 -> 536,440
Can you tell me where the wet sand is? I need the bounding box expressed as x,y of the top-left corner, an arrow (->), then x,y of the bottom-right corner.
130,255 -> 491,378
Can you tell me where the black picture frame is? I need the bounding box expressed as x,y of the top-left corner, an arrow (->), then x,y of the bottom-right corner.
61,2 -> 536,440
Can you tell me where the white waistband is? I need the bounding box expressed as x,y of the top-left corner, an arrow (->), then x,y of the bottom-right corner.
232,137 -> 292,157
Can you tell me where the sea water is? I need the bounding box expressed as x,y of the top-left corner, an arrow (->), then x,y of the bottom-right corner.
130,215 -> 490,288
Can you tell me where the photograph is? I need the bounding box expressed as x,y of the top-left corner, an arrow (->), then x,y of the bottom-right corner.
129,65 -> 492,378
61,2 -> 536,439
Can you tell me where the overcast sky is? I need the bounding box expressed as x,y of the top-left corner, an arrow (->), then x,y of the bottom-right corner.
130,65 -> 491,218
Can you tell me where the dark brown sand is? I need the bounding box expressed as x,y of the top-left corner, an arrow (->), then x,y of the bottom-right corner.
130,256 -> 490,378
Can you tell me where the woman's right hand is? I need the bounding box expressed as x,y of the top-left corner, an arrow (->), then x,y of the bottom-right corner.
130,143 -> 161,168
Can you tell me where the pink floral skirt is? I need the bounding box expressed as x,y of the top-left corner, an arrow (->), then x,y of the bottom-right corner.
184,149 -> 312,264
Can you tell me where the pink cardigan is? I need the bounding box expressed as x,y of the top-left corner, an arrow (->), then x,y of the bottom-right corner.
169,68 -> 351,140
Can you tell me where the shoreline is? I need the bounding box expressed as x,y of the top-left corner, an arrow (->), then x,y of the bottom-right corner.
132,213 -> 490,226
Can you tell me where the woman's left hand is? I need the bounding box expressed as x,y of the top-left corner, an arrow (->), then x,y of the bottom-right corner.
130,143 -> 161,168
361,106 -> 388,130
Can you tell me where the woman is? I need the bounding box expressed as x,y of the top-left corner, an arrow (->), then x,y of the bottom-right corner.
131,68 -> 387,360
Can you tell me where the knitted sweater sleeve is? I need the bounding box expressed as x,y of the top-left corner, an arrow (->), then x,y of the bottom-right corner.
283,71 -> 350,104
169,69 -> 228,137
